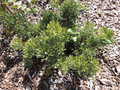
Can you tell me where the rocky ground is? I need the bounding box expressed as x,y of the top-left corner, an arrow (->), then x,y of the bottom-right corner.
0,0 -> 120,90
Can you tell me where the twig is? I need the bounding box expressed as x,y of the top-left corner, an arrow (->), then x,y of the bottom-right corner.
1,1 -> 13,14
26,72 -> 33,82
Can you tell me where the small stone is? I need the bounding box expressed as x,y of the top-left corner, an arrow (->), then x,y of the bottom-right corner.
115,65 -> 120,74
95,85 -> 100,90
58,70 -> 62,77
89,80 -> 93,90
0,37 -> 3,41
25,86 -> 31,90
99,79 -> 112,86
115,51 -> 119,55
39,71 -> 44,77
55,78 -> 63,83
87,80 -> 93,90
116,37 -> 120,40
0,55 -> 4,60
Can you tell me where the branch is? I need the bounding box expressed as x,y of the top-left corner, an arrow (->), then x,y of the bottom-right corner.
1,2 -> 13,14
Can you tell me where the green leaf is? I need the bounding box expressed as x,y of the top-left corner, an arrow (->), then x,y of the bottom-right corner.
102,39 -> 112,44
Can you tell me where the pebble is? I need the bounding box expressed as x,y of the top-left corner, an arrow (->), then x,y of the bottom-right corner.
58,70 -> 62,77
87,80 -> 93,90
95,85 -> 100,90
115,65 -> 120,74
54,78 -> 63,83
99,79 -> 113,86
25,86 -> 31,90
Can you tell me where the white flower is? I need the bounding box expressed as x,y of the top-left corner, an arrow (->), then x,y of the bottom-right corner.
68,29 -> 72,33
72,37 -> 77,41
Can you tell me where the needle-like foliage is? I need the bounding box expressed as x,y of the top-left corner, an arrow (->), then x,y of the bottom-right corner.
1,0 -> 115,78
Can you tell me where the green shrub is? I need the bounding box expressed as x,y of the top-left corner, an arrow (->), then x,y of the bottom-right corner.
60,0 -> 86,28
22,37 -> 39,67
10,37 -> 24,50
0,7 -> 40,39
56,49 -> 99,78
98,27 -> 114,45
39,10 -> 61,30
77,22 -> 114,49
11,22 -> 68,68
50,0 -> 60,8
10,21 -> 114,78
77,22 -> 101,49
57,22 -> 114,78
0,7 -> 16,32
40,22 -> 68,67
39,0 -> 86,29
2,0 -> 115,78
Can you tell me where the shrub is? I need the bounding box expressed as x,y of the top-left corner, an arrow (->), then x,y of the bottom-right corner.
39,0 -> 86,29
36,21 -> 68,68
56,22 -> 114,78
11,21 -> 68,68
77,22 -> 101,49
0,7 -> 40,39
0,7 -> 16,33
60,0 -> 86,28
22,37 -> 39,67
10,37 -> 24,51
98,27 -> 114,45
39,10 -> 61,30
56,49 -> 99,78
50,0 -> 60,8
2,0 -> 114,78
10,21 -> 114,78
